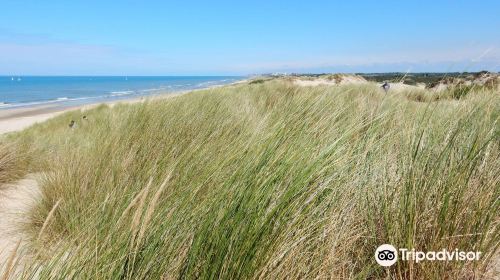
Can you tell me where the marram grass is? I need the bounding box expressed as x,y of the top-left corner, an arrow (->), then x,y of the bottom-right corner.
2,81 -> 499,279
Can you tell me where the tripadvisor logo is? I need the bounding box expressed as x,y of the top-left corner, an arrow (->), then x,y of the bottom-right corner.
375,244 -> 481,267
375,244 -> 398,266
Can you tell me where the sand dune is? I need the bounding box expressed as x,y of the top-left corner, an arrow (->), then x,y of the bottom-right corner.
0,175 -> 41,277
0,86 -> 210,136
293,74 -> 367,87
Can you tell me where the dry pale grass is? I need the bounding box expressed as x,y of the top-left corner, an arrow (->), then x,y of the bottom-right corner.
0,143 -> 29,188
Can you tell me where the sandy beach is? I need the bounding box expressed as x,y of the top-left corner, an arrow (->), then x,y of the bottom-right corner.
0,81 -> 244,135
0,95 -> 162,135
0,106 -> 72,135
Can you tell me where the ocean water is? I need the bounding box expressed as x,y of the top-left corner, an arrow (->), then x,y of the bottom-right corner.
0,76 -> 243,109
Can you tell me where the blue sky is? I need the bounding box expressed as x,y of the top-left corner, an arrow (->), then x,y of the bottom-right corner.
1,1 -> 499,75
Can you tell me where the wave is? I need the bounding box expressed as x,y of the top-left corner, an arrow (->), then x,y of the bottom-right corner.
138,88 -> 163,93
193,79 -> 237,88
110,91 -> 135,97
0,78 -> 243,110
0,96 -> 103,109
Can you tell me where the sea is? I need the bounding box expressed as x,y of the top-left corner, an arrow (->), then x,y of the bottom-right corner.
0,76 -> 244,109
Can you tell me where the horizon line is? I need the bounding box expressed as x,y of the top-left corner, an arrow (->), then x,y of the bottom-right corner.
1,71 -> 498,77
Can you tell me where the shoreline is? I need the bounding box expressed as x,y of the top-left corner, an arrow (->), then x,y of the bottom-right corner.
0,79 -> 247,135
